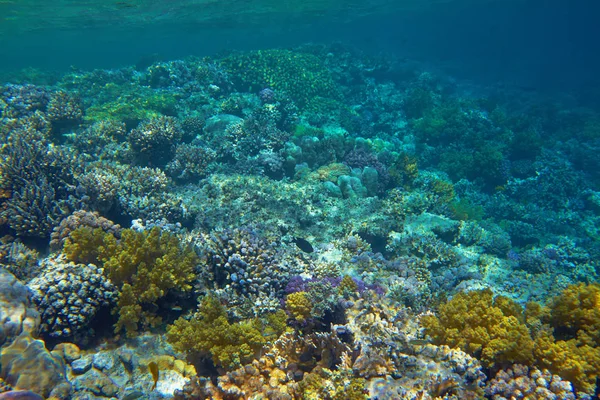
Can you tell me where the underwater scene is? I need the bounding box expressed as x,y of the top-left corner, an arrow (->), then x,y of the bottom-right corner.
0,0 -> 599,399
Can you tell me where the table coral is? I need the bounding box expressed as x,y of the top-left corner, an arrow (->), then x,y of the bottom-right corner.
221,49 -> 339,107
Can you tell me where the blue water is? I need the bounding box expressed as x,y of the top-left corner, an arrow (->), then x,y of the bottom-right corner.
2,0 -> 599,93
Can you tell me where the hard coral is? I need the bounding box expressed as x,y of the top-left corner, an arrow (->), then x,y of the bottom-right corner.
485,364 -> 575,400
51,210 -> 121,251
421,289 -> 534,367
28,255 -> 116,340
129,115 -> 183,167
221,49 -> 339,107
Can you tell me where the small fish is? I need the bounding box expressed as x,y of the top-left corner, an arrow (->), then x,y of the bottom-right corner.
148,361 -> 159,391
0,391 -> 44,400
408,339 -> 430,346
292,237 -> 313,253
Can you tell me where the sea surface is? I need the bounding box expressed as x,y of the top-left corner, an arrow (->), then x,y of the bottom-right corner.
0,0 -> 599,399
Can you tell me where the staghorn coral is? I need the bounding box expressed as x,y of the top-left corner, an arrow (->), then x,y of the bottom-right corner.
27,255 -> 117,341
485,364 -> 575,400
421,289 -> 535,367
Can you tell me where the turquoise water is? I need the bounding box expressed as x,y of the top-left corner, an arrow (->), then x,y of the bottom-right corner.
0,0 -> 599,399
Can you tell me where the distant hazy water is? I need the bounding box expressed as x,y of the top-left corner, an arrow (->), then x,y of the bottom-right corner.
0,0 -> 599,95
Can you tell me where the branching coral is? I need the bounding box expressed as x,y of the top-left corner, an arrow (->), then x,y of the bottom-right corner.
129,115 -> 183,167
0,127 -> 86,237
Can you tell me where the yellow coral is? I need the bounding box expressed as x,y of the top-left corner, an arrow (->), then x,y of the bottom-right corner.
166,295 -> 269,370
532,283 -> 600,394
548,283 -> 600,345
421,289 -> 534,366
63,226 -> 113,265
286,291 -> 313,322
64,226 -> 198,336
534,329 -> 600,394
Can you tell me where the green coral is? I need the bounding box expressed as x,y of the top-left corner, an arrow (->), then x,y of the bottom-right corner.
221,49 -> 339,107
421,289 -> 534,367
167,295 -> 286,370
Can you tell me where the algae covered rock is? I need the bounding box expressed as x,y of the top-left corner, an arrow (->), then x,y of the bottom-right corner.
0,334 -> 70,399
0,269 -> 40,347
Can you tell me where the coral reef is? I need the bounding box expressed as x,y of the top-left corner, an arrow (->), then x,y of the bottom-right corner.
106,228 -> 198,334
50,210 -> 121,251
128,115 -> 183,167
166,295 -> 275,371
221,49 -> 339,107
0,126 -> 86,237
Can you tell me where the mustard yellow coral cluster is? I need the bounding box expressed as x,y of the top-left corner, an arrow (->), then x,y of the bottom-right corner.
286,291 -> 313,322
533,283 -> 600,394
63,226 -> 198,336
167,296 -> 287,370
423,284 -> 600,394
421,289 -> 534,367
